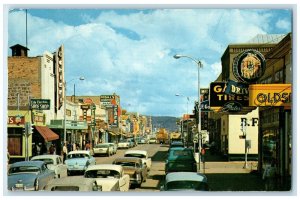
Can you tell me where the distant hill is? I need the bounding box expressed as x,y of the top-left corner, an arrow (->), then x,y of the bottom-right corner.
150,116 -> 179,132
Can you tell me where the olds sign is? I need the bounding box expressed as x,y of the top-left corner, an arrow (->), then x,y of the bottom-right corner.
249,84 -> 291,107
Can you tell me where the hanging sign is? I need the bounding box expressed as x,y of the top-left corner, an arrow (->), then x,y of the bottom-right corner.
232,49 -> 266,83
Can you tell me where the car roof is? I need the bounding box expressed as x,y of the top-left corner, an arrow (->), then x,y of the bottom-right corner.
86,164 -> 122,172
166,172 -> 207,183
68,150 -> 90,154
10,160 -> 45,168
46,176 -> 96,186
114,157 -> 141,163
31,155 -> 60,160
125,150 -> 147,155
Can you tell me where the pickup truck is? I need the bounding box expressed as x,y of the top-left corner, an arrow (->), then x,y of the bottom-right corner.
124,150 -> 152,171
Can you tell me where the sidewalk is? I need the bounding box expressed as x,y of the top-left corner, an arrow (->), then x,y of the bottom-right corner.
197,150 -> 284,192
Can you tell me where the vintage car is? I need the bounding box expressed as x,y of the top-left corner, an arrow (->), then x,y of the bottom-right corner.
165,147 -> 197,174
8,160 -> 55,191
65,150 -> 96,175
113,157 -> 147,187
124,150 -> 152,171
31,154 -> 67,178
93,143 -> 114,157
84,164 -> 130,191
149,137 -> 157,144
160,172 -> 209,191
45,176 -> 102,191
107,143 -> 118,154
117,139 -> 131,149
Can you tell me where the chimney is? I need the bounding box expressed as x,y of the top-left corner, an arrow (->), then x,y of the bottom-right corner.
10,44 -> 29,57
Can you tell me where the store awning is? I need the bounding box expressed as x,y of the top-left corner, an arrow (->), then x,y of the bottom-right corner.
35,126 -> 59,142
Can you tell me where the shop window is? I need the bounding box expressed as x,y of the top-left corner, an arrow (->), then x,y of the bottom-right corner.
274,69 -> 284,83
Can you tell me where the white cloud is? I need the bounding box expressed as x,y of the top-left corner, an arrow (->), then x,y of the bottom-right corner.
7,9 -> 291,116
276,19 -> 291,31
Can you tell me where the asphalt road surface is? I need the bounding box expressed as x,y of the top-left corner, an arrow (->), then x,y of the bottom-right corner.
94,143 -> 168,192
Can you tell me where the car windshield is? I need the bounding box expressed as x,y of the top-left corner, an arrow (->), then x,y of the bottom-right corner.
85,169 -> 120,179
166,181 -> 208,191
67,153 -> 89,159
114,161 -> 136,167
9,166 -> 40,174
33,158 -> 54,165
124,153 -> 146,158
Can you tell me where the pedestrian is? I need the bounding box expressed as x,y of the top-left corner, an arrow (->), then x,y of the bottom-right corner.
67,142 -> 72,152
36,144 -> 41,155
263,161 -> 277,191
201,147 -> 206,163
62,143 -> 68,163
85,141 -> 90,150
49,144 -> 54,154
73,142 -> 77,151
32,144 -> 38,156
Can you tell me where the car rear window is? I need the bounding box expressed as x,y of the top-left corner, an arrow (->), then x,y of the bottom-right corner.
124,153 -> 145,158
172,150 -> 192,157
166,181 -> 208,191
51,186 -> 80,191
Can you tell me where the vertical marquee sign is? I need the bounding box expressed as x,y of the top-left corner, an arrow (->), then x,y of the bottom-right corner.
55,45 -> 64,111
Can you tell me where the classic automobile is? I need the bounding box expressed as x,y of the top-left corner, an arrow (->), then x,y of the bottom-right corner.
149,137 -> 157,144
107,143 -> 118,154
170,141 -> 185,148
113,157 -> 147,187
124,150 -> 152,171
8,160 -> 55,191
45,176 -> 102,191
31,154 -> 67,178
165,147 -> 197,174
117,139 -> 131,149
84,164 -> 130,191
160,172 -> 209,191
65,150 -> 96,175
93,143 -> 114,157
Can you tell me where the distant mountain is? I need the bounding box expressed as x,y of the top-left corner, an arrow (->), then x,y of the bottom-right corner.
150,116 -> 179,132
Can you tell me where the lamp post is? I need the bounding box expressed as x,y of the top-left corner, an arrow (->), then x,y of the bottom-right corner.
174,54 -> 203,172
63,77 -> 85,145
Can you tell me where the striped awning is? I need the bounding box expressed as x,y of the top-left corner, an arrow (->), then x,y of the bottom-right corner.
35,126 -> 59,142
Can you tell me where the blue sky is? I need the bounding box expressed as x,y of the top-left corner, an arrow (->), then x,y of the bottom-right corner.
6,6 -> 292,117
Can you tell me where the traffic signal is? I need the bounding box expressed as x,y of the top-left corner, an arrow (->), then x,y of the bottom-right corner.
29,123 -> 34,135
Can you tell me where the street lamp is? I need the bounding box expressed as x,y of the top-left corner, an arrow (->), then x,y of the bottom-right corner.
174,54 -> 203,172
63,76 -> 85,145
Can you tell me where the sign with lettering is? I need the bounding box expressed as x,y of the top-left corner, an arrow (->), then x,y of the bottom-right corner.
30,99 -> 50,110
8,115 -> 25,125
232,49 -> 266,83
249,84 -> 291,107
221,102 -> 243,113
225,79 -> 249,95
210,82 -> 249,107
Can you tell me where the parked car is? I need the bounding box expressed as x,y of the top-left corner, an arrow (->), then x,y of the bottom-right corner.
113,157 -> 147,187
118,139 -> 131,149
93,143 -> 114,157
45,176 -> 102,191
124,150 -> 152,171
84,164 -> 130,191
170,141 -> 184,148
107,143 -> 118,154
8,161 -> 55,191
127,138 -> 137,147
165,147 -> 197,174
160,172 -> 209,191
65,150 -> 96,175
31,154 -> 67,178
137,138 -> 147,144
149,137 -> 157,144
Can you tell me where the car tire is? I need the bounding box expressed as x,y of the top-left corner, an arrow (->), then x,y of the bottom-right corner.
34,178 -> 39,191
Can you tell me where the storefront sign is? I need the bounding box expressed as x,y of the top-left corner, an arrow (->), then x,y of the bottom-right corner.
221,101 -> 243,113
30,99 -> 50,110
249,84 -> 291,107
8,115 -> 25,125
210,82 -> 249,107
225,79 -> 249,95
232,49 -> 266,83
